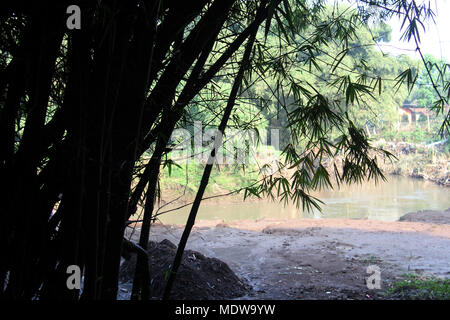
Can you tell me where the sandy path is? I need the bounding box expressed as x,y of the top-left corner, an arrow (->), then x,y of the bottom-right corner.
126,216 -> 450,299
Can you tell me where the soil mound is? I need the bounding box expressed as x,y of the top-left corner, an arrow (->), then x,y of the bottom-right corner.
119,239 -> 249,299
399,208 -> 450,224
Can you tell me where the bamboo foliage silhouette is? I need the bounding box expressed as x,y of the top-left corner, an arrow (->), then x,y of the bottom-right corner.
0,0 -> 447,300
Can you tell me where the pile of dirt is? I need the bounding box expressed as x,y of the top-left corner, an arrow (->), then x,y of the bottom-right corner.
399,208 -> 450,224
119,239 -> 249,300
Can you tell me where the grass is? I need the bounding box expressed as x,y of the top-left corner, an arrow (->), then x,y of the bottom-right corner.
384,273 -> 450,300
158,145 -> 280,198
359,255 -> 383,264
160,160 -> 260,197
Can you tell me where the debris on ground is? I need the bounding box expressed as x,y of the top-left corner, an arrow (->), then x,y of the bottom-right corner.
119,239 -> 249,300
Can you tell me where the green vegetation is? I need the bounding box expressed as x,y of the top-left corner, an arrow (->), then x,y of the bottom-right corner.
385,274 -> 450,300
406,54 -> 449,109
162,4 -> 449,196
2,0 -> 449,300
382,126 -> 438,144
160,161 -> 259,196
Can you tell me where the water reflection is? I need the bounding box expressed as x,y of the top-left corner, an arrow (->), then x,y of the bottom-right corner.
159,176 -> 450,224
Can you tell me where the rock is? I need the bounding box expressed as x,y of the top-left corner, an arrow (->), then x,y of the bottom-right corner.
399,209 -> 450,224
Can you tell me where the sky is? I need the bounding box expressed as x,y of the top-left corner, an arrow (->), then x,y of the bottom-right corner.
382,0 -> 450,62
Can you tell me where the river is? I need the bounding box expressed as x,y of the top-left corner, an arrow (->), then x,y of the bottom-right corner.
158,175 -> 450,224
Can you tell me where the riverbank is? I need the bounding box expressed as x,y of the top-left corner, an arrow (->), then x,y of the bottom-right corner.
376,140 -> 450,187
149,175 -> 450,225
122,208 -> 450,299
153,140 -> 449,210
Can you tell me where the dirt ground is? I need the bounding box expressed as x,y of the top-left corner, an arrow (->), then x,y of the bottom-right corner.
121,209 -> 450,300
119,239 -> 248,300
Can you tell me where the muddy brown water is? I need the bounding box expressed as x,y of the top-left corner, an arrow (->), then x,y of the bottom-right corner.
158,175 -> 450,224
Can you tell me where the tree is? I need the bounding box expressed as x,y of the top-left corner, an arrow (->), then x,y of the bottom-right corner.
0,0 -> 448,300
406,54 -> 447,108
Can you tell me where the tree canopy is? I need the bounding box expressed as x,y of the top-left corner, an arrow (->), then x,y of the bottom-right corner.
0,0 -> 448,300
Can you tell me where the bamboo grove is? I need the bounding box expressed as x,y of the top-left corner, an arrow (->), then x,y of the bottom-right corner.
0,0 -> 448,300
